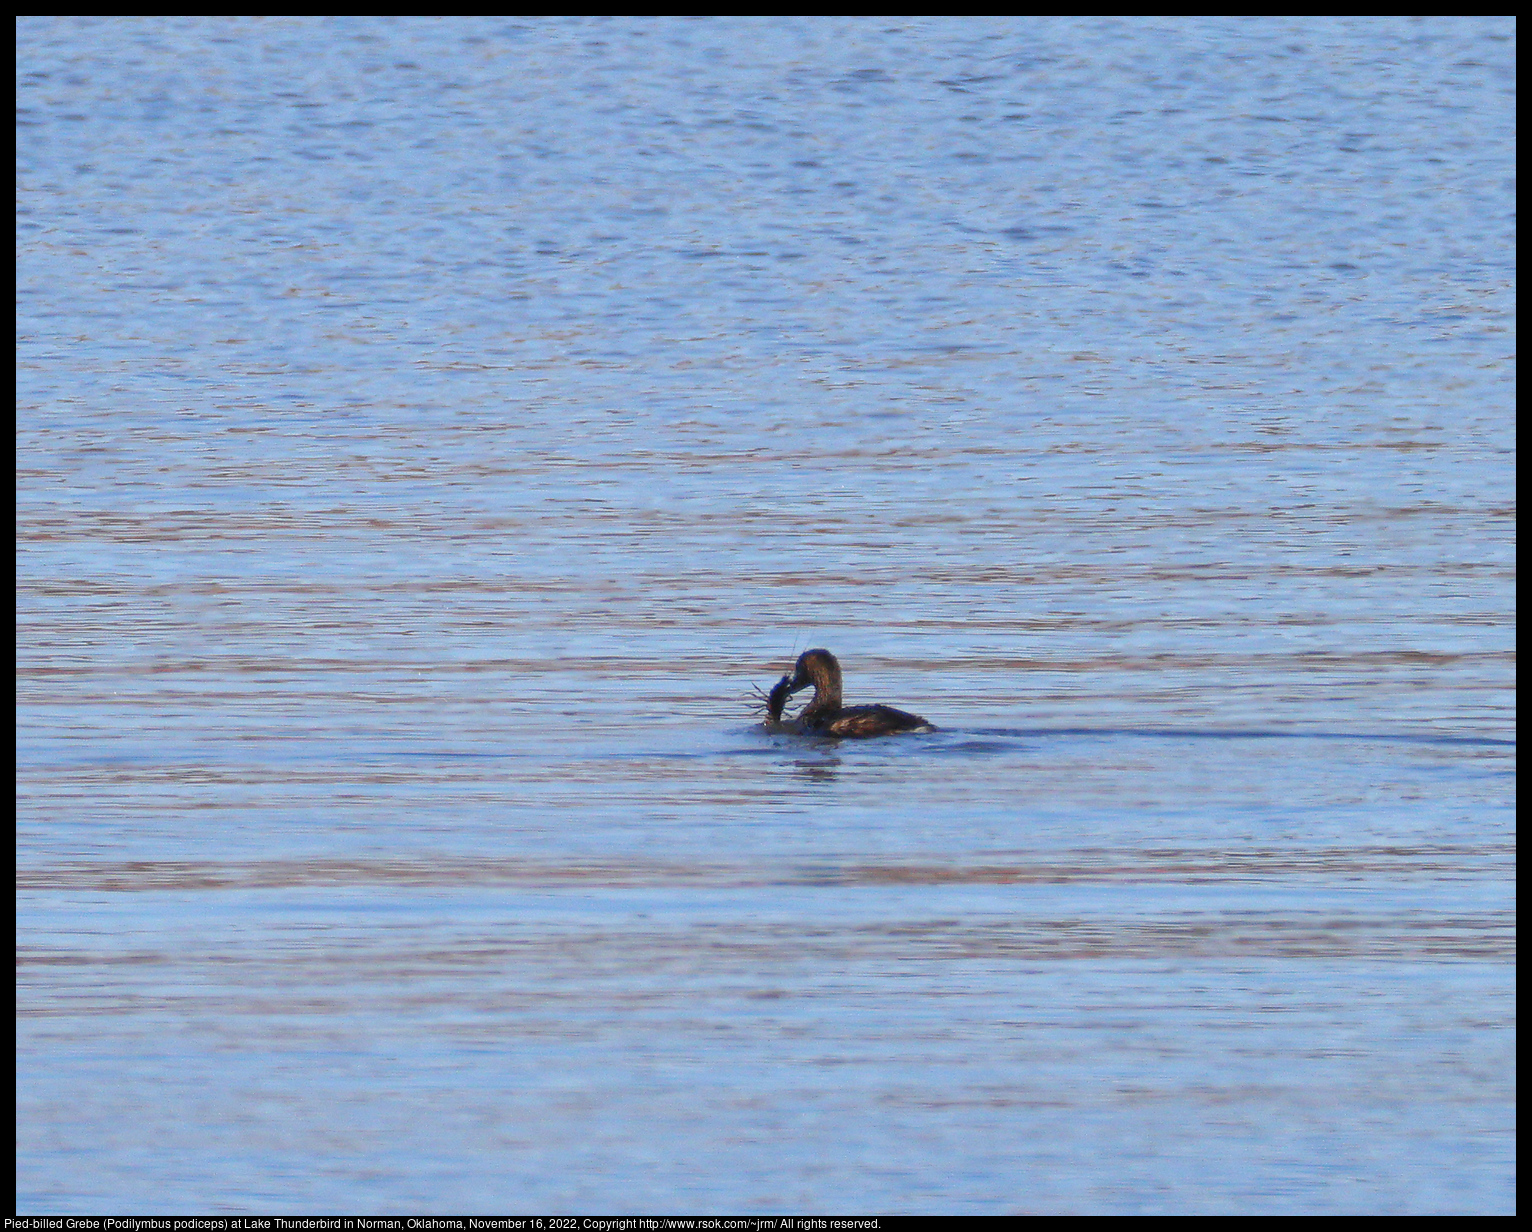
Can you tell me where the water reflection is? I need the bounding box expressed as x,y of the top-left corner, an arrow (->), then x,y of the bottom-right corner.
16,842 -> 1514,893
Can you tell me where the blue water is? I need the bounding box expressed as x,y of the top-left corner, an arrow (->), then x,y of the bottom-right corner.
17,15 -> 1515,1215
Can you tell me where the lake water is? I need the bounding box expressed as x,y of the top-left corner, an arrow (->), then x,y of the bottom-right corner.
16,15 -> 1515,1216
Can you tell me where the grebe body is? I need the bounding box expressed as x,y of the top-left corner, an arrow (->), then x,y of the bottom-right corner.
765,648 -> 932,738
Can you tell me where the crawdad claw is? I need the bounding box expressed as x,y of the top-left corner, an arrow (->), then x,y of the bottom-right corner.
766,673 -> 793,723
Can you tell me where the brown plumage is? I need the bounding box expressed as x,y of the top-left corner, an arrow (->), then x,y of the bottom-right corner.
764,648 -> 932,738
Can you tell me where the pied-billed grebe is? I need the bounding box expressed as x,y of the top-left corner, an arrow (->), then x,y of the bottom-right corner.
765,648 -> 933,738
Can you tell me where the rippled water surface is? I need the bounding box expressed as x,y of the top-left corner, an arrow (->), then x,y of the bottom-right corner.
17,15 -> 1514,1215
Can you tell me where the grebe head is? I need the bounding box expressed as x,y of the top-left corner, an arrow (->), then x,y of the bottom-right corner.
787,648 -> 843,699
